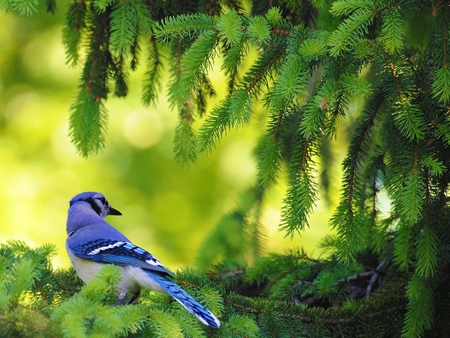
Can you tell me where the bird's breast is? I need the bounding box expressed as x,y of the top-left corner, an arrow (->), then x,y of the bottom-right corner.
66,248 -> 105,283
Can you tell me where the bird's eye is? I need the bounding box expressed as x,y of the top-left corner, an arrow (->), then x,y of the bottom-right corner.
97,197 -> 107,205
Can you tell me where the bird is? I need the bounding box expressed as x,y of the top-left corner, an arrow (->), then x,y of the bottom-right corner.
65,191 -> 220,328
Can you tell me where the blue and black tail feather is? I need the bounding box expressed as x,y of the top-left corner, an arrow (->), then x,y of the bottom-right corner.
150,273 -> 220,328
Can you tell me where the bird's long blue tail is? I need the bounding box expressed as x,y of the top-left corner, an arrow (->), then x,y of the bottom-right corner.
150,273 -> 220,328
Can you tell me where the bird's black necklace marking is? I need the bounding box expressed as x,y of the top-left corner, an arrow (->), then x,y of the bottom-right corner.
85,197 -> 102,216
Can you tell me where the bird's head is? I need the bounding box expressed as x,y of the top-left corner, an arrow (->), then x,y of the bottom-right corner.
69,192 -> 122,219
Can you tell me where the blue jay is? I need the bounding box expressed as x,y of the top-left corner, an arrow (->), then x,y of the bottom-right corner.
65,191 -> 220,328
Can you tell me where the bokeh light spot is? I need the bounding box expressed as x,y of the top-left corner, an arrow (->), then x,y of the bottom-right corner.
122,109 -> 164,148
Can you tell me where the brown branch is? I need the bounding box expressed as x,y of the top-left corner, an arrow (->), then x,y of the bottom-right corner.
245,50 -> 285,93
84,9 -> 110,97
389,61 -> 403,100
73,0 -> 85,31
444,0 -> 449,66
225,298 -> 405,324
273,110 -> 284,140
338,271 -> 377,284
365,255 -> 392,298
217,269 -> 247,281
240,25 -> 291,36
344,92 -> 383,214
424,168 -> 431,230
300,140 -> 309,172
432,0 -> 441,17
270,27 -> 291,36
177,37 -> 182,77
413,142 -> 419,172
373,0 -> 403,15
84,57 -> 98,92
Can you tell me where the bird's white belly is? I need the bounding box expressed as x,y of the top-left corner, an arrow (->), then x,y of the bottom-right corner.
67,250 -> 104,283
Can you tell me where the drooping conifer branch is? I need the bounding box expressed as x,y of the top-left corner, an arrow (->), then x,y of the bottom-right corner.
442,0 -> 449,66
245,50 -> 286,94
62,0 -> 87,67
280,137 -> 318,237
142,35 -> 163,106
225,293 -> 406,325
69,6 -> 112,157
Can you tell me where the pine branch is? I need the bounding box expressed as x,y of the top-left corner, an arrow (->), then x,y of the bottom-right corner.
257,134 -> 284,188
216,10 -> 244,47
402,274 -> 434,338
220,36 -> 248,91
280,136 -> 318,237
415,227 -> 439,279
225,292 -> 405,325
10,0 -> 39,16
111,55 -> 129,97
247,15 -> 271,45
142,35 -> 164,107
380,8 -> 404,54
62,0 -> 87,68
432,66 -> 450,103
387,61 -> 426,141
45,0 -> 56,13
69,6 -> 112,157
109,1 -> 138,57
173,103 -> 197,165
130,0 -> 154,35
168,29 -> 217,110
69,90 -> 109,157
325,85 -> 384,261
328,7 -> 374,56
155,13 -> 215,42
197,89 -> 251,153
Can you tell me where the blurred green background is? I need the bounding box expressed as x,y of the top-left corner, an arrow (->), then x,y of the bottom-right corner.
0,7 -> 337,270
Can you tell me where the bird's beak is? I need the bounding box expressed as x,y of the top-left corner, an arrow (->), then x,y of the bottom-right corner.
108,207 -> 122,216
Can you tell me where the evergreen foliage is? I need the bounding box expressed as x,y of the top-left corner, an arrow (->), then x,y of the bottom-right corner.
0,242 -> 232,337
1,241 -> 411,337
4,0 -> 450,336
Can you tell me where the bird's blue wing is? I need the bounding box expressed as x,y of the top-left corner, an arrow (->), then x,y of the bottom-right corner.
68,238 -> 173,277
67,235 -> 220,328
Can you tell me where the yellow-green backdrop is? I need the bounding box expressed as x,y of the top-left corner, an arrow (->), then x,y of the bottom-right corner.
0,9 -> 336,270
